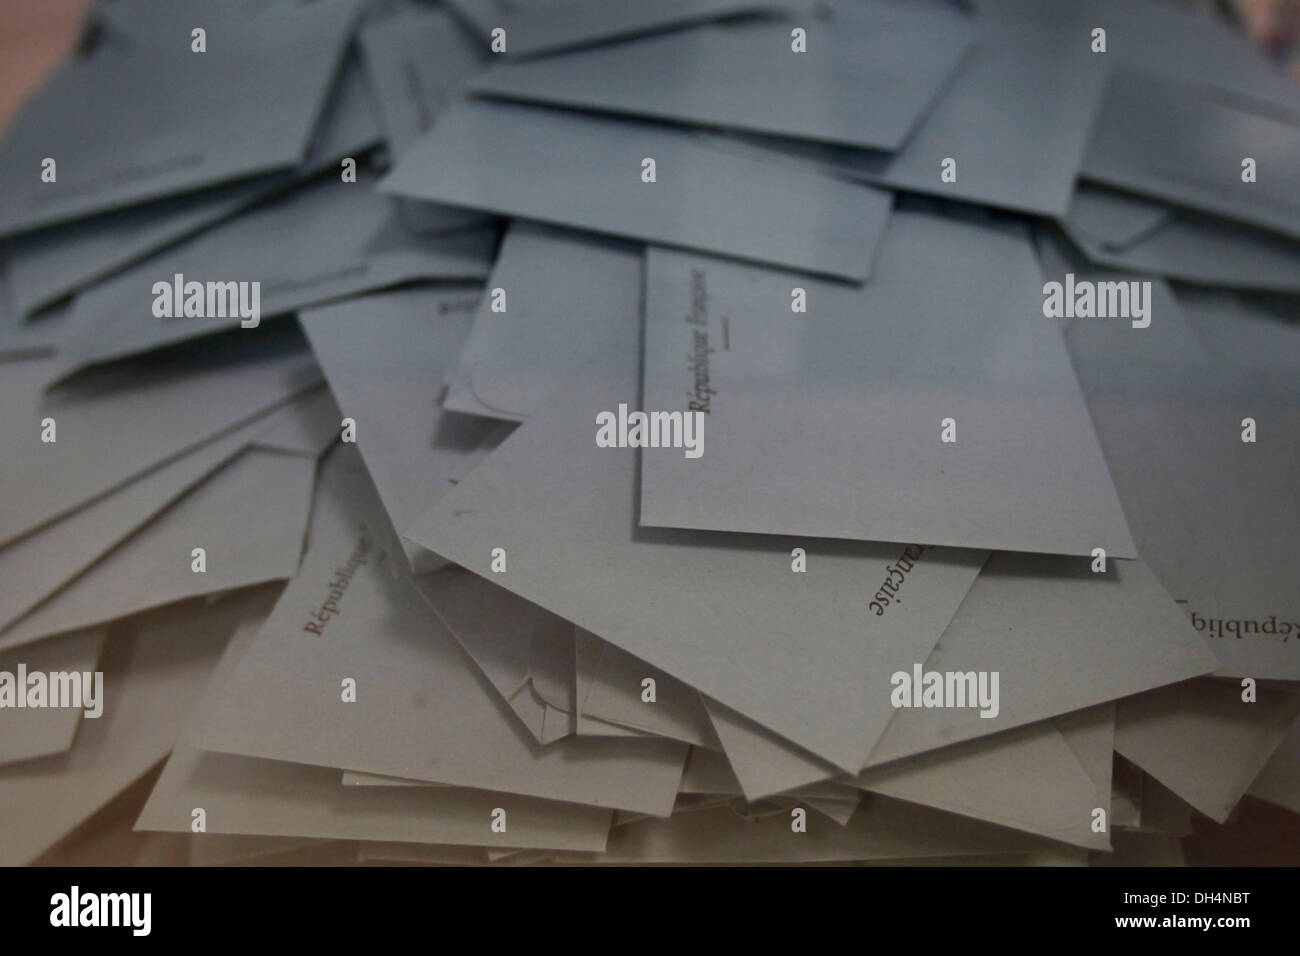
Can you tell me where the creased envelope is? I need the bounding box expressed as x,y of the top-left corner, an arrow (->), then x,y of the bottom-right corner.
865,553 -> 1219,765
573,628 -> 659,740
415,567 -> 579,744
191,447 -> 688,816
574,627 -> 718,749
703,698 -> 840,799
136,604 -> 612,853
640,213 -> 1135,557
379,98 -> 892,281
1062,185 -> 1174,250
406,346 -> 988,771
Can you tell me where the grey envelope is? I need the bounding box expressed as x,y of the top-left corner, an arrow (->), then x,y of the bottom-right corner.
0,324 -> 322,546
0,0 -> 363,236
415,567 -> 579,745
0,628 -> 105,767
137,605 -> 614,853
1249,715 -> 1300,816
574,627 -> 719,749
640,213 -> 1136,557
406,346 -> 989,772
56,168 -> 496,372
1061,189 -> 1300,293
442,221 -> 642,422
379,98 -> 892,281
552,791 -> 1047,864
191,447 -> 689,816
1064,266 -> 1300,681
1116,678 -> 1300,822
1062,185 -> 1174,250
359,6 -> 498,235
467,0 -> 974,152
0,586 -> 279,866
0,264 -> 69,360
1082,65 -> 1300,241
445,0 -> 789,58
0,387 -> 334,638
865,553 -> 1219,765
702,553 -> 1217,798
3,48 -> 384,318
300,286 -> 512,574
855,705 -> 1116,851
731,0 -> 1109,217
0,443 -> 316,651
1065,0 -> 1300,115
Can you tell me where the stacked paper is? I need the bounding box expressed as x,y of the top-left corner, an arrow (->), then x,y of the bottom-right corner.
1,0 -> 1298,867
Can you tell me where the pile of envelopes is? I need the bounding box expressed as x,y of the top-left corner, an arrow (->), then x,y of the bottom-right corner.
2,0 -> 1299,867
